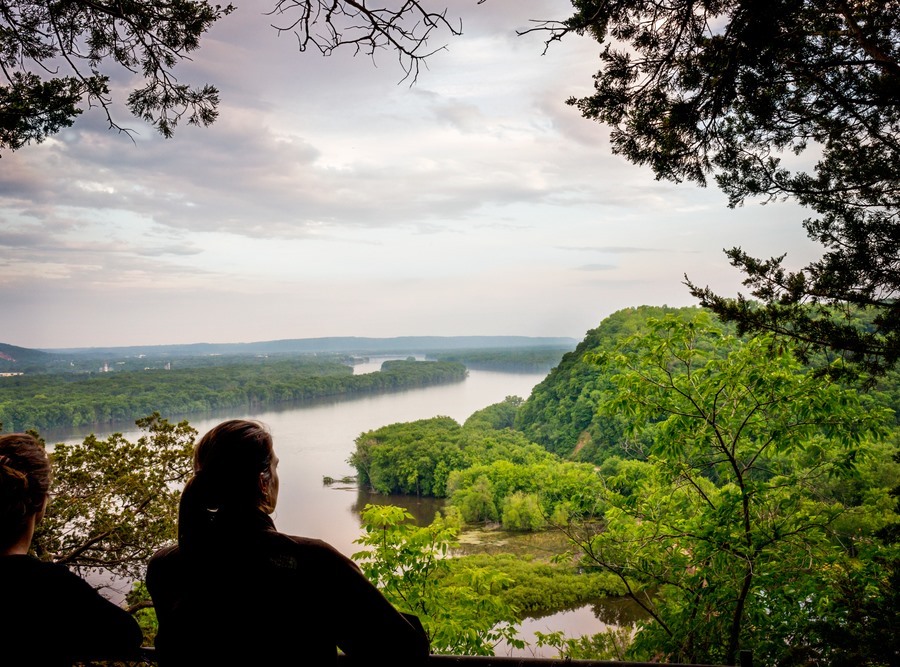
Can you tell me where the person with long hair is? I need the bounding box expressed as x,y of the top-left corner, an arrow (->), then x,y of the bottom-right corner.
147,419 -> 430,666
0,433 -> 143,665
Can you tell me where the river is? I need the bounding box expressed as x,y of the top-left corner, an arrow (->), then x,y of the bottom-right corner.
51,357 -> 631,656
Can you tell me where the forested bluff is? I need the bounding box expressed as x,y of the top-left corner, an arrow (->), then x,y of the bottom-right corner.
5,305 -> 899,665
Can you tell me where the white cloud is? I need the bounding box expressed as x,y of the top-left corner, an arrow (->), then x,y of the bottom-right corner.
0,1 -> 823,348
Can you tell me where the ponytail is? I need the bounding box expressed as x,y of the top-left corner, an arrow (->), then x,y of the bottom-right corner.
176,472 -> 216,551
177,420 -> 274,552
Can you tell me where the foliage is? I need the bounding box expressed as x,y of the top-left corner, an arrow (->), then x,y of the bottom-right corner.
350,396 -> 550,498
501,492 -> 546,532
454,553 -> 627,616
126,582 -> 159,644
515,305 -> 705,461
1,0 -> 470,149
433,347 -> 573,372
447,458 -> 604,530
785,442 -> 900,666
754,541 -> 900,666
0,0 -> 232,149
453,475 -> 499,524
463,396 -> 523,431
534,627 -> 633,662
0,358 -> 466,432
563,313 -> 894,665
351,395 -> 606,530
32,414 -> 195,583
535,0 -> 900,376
353,504 -> 523,656
351,416 -> 466,497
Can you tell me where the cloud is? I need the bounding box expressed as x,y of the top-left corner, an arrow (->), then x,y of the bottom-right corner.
0,0 -> 821,348
558,246 -> 662,254
577,264 -> 618,271
132,244 -> 205,258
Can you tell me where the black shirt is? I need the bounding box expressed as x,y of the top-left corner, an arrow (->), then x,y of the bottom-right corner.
147,509 -> 430,666
0,554 -> 144,666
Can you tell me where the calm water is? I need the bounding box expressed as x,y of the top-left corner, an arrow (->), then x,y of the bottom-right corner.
53,358 -> 547,557
52,358 -> 635,655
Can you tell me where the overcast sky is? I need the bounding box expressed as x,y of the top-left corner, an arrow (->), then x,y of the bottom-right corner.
1,0 -> 819,349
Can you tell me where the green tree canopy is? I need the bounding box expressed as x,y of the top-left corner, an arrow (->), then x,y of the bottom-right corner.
515,305 -> 705,462
537,0 -> 899,377
566,312 -> 896,665
33,414 -> 195,583
353,504 -> 523,656
0,0 -> 232,148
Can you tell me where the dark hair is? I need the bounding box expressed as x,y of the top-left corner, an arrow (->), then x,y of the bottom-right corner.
177,420 -> 274,550
0,433 -> 52,551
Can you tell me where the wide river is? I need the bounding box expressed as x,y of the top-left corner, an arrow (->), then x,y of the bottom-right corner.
52,357 -> 628,656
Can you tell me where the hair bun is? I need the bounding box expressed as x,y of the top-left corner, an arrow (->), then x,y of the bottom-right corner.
0,454 -> 26,483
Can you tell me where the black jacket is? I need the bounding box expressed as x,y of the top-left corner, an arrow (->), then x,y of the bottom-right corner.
0,554 -> 143,666
147,508 -> 430,666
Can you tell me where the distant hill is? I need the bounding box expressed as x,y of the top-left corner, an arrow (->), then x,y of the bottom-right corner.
0,343 -> 59,370
37,335 -> 579,358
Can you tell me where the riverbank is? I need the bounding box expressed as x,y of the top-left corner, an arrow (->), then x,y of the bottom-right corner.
0,358 -> 468,432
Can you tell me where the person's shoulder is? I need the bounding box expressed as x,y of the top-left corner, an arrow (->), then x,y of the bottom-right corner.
149,542 -> 180,563
1,554 -> 78,580
146,543 -> 182,583
279,533 -> 344,554
266,532 -> 354,565
0,553 -> 42,571
0,554 -> 70,594
281,534 -> 333,549
1,554 -> 118,609
1,553 -> 55,568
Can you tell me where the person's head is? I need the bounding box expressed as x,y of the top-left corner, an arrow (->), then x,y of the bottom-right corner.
178,420 -> 278,548
0,433 -> 52,553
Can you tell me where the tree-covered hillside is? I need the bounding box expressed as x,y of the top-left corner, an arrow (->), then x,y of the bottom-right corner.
0,343 -> 60,372
482,308 -> 899,663
514,306 -> 710,462
565,311 -> 896,665
348,305 -> 899,664
517,306 -> 900,466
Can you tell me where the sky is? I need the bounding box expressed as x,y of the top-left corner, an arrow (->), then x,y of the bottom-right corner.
0,0 -> 821,349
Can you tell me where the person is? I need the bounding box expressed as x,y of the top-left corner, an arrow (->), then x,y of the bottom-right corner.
0,433 -> 144,666
146,419 -> 430,666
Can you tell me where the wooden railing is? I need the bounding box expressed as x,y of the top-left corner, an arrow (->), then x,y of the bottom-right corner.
379,656 -> 754,667
104,648 -> 753,667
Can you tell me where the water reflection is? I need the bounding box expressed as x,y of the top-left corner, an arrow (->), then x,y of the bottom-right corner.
523,595 -> 647,627
590,594 -> 651,627
494,595 -> 650,658
351,488 -> 445,527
